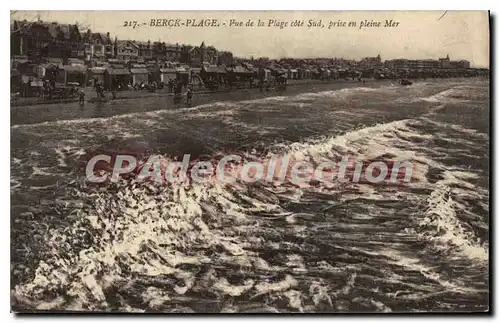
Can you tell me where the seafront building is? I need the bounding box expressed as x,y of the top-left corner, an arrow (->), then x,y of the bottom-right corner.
10,18 -> 484,96
384,55 -> 471,70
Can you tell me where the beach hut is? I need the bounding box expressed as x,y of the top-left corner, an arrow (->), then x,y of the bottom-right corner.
311,68 -> 321,80
322,69 -> 331,80
108,67 -> 132,89
262,68 -> 272,81
231,66 -> 253,77
299,68 -> 311,80
176,67 -> 190,85
46,58 -> 64,69
160,68 -> 177,84
189,67 -> 203,86
147,66 -> 161,84
68,58 -> 85,66
130,65 -> 150,85
330,69 -> 340,80
272,68 -> 288,79
62,65 -> 88,86
88,67 -> 108,87
33,63 -> 54,79
11,56 -> 29,71
201,66 -> 227,83
11,69 -> 22,92
32,63 -> 63,84
288,69 -> 299,80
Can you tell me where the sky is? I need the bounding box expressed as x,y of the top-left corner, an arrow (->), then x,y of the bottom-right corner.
11,10 -> 490,67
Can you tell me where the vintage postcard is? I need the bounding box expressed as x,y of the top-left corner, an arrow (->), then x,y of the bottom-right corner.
10,10 -> 490,313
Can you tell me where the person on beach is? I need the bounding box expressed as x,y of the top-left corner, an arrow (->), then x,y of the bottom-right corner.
95,83 -> 102,98
78,88 -> 85,105
176,81 -> 183,96
186,86 -> 193,105
111,85 -> 117,100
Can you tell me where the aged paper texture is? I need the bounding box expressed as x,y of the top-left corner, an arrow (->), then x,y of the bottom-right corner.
10,10 -> 490,313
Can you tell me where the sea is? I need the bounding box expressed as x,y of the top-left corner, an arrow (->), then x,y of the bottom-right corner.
11,78 -> 490,313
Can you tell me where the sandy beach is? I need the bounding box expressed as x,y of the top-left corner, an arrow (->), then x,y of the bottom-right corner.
11,79 -> 396,126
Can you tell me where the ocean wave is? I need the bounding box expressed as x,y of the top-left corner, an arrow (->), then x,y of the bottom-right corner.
11,79 -> 490,312
417,170 -> 488,262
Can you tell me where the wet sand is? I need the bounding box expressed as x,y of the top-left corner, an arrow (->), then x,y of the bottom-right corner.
11,79 -> 394,126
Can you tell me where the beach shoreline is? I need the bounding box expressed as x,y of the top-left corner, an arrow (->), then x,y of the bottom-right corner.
10,76 -> 487,127
11,79 -> 396,126
11,78 -> 369,108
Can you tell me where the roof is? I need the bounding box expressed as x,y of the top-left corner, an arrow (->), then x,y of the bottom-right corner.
160,68 -> 176,73
47,23 -> 58,38
63,65 -> 87,73
133,40 -> 151,48
58,24 -> 71,39
116,40 -> 139,49
110,64 -> 126,69
47,57 -> 63,63
11,20 -> 79,40
37,63 -> 59,70
90,67 -> 108,74
83,32 -> 112,44
12,57 -> 29,64
164,43 -> 180,49
68,58 -> 85,65
229,66 -> 252,74
45,23 -> 78,40
130,68 -> 149,74
109,68 -> 130,75
203,66 -> 226,74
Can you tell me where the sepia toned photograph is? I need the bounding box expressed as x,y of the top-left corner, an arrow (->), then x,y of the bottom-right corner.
10,10 -> 490,313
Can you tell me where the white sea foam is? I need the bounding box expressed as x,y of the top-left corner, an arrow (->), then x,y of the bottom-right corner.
12,80 -> 490,312
418,170 -> 488,262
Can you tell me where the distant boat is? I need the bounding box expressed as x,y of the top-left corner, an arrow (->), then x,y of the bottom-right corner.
400,79 -> 413,86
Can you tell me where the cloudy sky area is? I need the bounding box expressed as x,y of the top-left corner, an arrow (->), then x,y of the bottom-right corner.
11,10 -> 490,67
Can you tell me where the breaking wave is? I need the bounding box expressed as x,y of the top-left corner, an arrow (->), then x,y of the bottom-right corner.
11,79 -> 490,312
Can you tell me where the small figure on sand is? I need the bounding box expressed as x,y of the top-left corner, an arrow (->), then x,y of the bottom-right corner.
95,82 -> 105,99
186,86 -> 193,105
111,84 -> 117,100
78,88 -> 85,106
